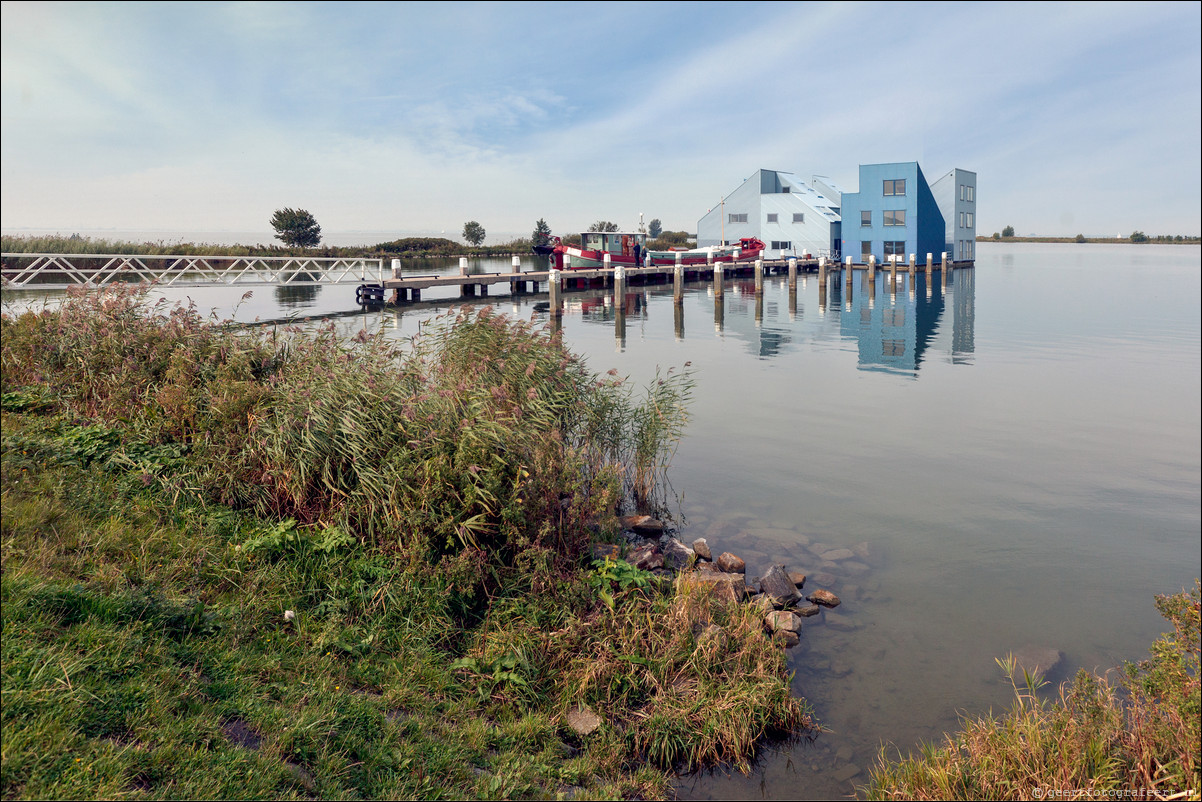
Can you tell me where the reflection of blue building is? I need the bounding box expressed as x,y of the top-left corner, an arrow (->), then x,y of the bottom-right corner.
838,270 -> 975,375
840,163 -> 976,264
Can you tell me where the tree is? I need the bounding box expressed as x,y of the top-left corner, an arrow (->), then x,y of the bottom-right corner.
1001,225 -> 1015,238
270,208 -> 322,248
532,218 -> 552,248
1129,230 -> 1148,243
1075,234 -> 1087,243
463,221 -> 486,247
648,218 -> 663,239
588,221 -> 618,232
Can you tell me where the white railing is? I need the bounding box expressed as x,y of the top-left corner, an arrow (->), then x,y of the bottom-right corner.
0,253 -> 386,289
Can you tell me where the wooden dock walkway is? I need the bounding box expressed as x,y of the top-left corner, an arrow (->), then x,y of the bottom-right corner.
361,255 -> 972,305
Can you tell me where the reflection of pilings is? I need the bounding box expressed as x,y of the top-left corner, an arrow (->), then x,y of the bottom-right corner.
714,294 -> 725,332
754,292 -> 763,328
788,283 -> 798,320
845,259 -> 854,309
674,301 -> 684,341
614,303 -> 626,350
818,267 -> 827,314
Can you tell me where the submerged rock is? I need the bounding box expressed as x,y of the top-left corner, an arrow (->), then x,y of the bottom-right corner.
796,604 -> 821,617
807,589 -> 841,608
1011,644 -> 1063,677
787,571 -> 807,588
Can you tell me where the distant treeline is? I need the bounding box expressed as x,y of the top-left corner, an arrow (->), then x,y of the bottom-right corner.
0,234 -> 537,259
978,234 -> 1200,244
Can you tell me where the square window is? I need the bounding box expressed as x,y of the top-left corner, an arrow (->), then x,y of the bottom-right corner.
884,209 -> 905,226
861,210 -> 872,226
861,241 -> 872,256
767,213 -> 778,223
793,213 -> 804,223
884,179 -> 906,196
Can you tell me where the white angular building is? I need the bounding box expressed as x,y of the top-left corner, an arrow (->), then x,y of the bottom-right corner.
696,169 -> 843,260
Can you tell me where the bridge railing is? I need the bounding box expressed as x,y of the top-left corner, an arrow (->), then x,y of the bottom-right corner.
0,253 -> 386,289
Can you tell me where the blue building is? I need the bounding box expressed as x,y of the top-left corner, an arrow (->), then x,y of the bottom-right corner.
839,163 -> 975,264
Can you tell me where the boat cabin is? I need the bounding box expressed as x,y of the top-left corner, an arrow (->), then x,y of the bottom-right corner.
582,231 -> 647,258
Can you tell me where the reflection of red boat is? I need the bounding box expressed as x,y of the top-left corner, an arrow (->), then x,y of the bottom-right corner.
550,231 -> 766,270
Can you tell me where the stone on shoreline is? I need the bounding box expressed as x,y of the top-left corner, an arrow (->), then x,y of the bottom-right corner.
626,543 -> 662,571
787,571 -> 807,588
565,706 -> 602,736
765,610 -> 802,634
796,604 -> 821,617
679,571 -> 745,604
716,552 -> 746,574
661,537 -> 695,570
759,564 -> 801,606
773,629 -> 800,648
691,538 -> 712,561
619,515 -> 665,536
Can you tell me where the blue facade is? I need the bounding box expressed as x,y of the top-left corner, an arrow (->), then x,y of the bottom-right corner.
840,163 -> 948,264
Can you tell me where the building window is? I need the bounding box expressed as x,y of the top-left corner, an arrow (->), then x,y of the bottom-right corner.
771,241 -> 792,250
728,213 -> 748,224
884,241 -> 906,256
966,185 -> 974,202
793,213 -> 804,223
959,212 -> 964,228
884,209 -> 906,226
883,179 -> 906,196
861,210 -> 872,227
882,339 -> 906,357
861,241 -> 872,256
766,213 -> 778,223
966,212 -> 974,228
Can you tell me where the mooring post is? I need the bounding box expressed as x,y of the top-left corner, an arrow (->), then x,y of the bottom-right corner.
549,269 -> 562,317
926,252 -> 933,273
673,263 -> 684,304
788,257 -> 798,289
754,259 -> 764,296
907,253 -> 915,276
942,251 -> 949,289
391,258 -> 402,304
459,256 -> 468,276
714,263 -> 724,297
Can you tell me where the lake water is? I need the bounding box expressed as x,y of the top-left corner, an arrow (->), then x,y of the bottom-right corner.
3,242 -> 1199,799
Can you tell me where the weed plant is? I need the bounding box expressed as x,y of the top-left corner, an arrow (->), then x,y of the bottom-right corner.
866,582 -> 1201,800
2,287 -> 803,799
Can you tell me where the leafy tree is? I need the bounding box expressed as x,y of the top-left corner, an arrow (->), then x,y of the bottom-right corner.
270,208 -> 322,248
532,219 -> 552,248
462,221 -> 486,247
992,232 -> 1000,240
1129,230 -> 1148,243
1001,225 -> 1015,238
1076,234 -> 1087,243
648,218 -> 663,239
588,221 -> 619,232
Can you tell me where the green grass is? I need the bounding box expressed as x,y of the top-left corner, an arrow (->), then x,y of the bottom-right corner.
1,287 -> 809,799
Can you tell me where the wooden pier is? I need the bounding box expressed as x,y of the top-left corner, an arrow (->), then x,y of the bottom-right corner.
367,255 -> 973,307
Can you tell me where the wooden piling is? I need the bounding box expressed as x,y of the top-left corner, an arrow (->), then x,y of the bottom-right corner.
788,257 -> 798,289
548,269 -> 562,317
673,264 -> 684,304
714,263 -> 724,297
754,259 -> 764,295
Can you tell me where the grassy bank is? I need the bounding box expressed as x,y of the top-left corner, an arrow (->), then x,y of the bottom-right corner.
866,583 -> 1200,800
1,288 -> 810,799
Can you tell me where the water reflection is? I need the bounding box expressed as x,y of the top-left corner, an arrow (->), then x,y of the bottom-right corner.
274,284 -> 322,308
835,270 -> 975,375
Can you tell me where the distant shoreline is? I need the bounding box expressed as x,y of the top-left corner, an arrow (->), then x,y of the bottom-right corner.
977,236 -> 1200,244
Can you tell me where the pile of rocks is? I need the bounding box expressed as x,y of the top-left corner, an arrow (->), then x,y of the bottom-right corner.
597,516 -> 847,649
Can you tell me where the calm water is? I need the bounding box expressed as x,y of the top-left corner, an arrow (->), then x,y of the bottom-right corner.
4,243 -> 1199,798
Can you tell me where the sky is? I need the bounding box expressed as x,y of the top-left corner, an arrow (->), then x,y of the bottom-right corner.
2,1 -> 1200,244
